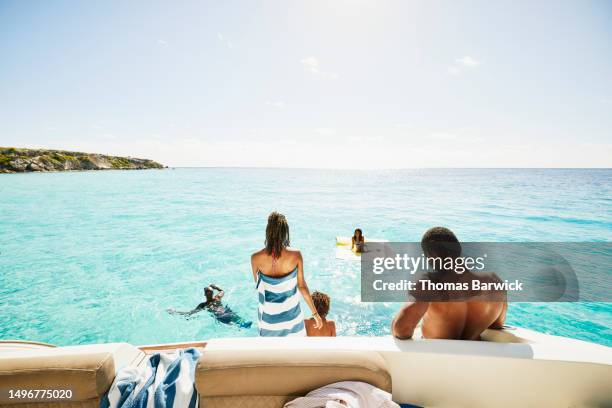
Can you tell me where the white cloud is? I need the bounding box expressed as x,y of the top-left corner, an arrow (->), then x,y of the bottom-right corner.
314,128 -> 336,136
56,126 -> 612,168
157,39 -> 169,47
300,57 -> 320,73
300,57 -> 338,79
265,101 -> 286,109
456,56 -> 480,67
217,33 -> 233,49
448,55 -> 481,76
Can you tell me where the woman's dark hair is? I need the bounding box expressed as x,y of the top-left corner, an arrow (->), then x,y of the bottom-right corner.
311,291 -> 330,318
353,228 -> 363,239
265,212 -> 290,257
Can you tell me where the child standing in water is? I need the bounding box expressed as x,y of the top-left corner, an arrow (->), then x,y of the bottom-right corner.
305,291 -> 336,336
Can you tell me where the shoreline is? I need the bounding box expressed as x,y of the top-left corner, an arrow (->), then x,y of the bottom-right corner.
0,147 -> 165,173
0,167 -> 167,174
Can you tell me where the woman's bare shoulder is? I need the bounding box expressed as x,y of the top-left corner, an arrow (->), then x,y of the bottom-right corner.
251,248 -> 267,259
285,247 -> 302,257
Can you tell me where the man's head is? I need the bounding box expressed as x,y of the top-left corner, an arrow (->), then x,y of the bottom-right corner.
204,286 -> 214,301
311,291 -> 331,318
421,226 -> 461,260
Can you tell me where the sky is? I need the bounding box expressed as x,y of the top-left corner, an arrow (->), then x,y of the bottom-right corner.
0,0 -> 611,168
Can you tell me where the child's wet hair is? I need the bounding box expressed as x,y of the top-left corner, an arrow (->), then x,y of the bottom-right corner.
312,291 -> 331,318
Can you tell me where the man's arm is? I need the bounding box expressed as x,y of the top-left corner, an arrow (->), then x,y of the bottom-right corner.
485,273 -> 507,329
210,284 -> 222,291
392,301 -> 430,339
489,302 -> 507,329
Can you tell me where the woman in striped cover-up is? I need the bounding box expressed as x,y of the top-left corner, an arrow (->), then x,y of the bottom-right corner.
251,212 -> 323,336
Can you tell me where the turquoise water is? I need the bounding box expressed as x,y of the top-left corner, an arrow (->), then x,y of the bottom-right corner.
0,168 -> 611,346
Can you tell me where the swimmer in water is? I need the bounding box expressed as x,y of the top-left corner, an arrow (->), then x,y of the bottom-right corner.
168,284 -> 252,329
352,228 -> 366,253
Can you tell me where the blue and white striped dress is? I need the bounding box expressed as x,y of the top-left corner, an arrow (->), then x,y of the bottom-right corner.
256,267 -> 306,337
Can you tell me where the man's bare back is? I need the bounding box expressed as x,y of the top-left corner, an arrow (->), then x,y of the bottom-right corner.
392,271 -> 507,340
419,300 -> 506,340
392,226 -> 508,340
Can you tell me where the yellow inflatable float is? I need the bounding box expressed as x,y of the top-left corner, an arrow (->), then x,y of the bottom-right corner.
335,236 -> 388,260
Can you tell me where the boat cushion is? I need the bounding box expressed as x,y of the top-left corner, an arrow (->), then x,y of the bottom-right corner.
0,343 -> 145,404
196,349 -> 391,404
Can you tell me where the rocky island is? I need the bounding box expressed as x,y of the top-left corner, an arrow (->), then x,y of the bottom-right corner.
0,147 -> 165,173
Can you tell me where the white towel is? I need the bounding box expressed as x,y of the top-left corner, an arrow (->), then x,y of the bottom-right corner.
284,381 -> 400,408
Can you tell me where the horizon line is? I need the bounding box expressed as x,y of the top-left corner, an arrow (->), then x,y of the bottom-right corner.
3,147 -> 610,170
165,166 -> 612,170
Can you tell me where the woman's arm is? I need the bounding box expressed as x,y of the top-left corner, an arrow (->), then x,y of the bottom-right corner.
296,251 -> 323,329
250,254 -> 258,283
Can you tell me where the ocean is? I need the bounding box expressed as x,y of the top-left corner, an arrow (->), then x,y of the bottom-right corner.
0,168 -> 610,346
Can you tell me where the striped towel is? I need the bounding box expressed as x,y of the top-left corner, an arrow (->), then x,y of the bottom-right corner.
100,348 -> 200,408
257,267 -> 306,337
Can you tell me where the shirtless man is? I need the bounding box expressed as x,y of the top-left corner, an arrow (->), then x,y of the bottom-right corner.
392,227 -> 507,340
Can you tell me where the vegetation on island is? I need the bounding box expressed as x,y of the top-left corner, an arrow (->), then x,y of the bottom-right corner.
0,147 -> 165,173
